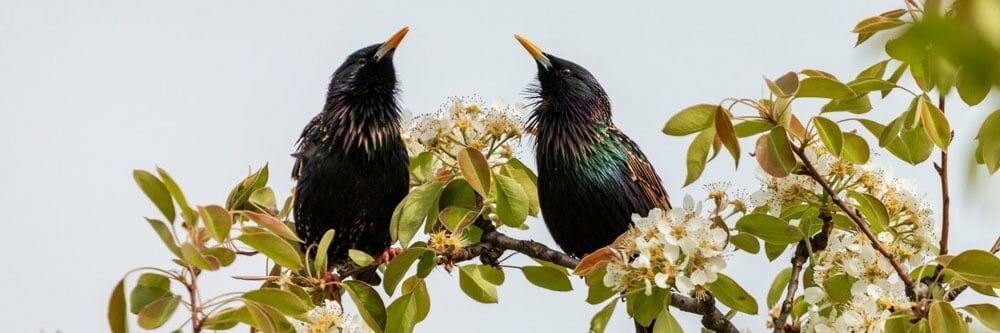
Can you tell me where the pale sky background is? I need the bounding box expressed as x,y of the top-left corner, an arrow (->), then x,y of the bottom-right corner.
2,0 -> 998,332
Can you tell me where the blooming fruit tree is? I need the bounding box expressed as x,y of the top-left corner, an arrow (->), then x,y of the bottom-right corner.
110,1 -> 1000,332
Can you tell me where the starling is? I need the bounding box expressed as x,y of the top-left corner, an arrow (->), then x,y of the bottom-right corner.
515,35 -> 672,332
293,27 -> 411,274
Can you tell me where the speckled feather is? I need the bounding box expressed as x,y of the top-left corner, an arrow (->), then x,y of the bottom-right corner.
527,54 -> 671,259
292,44 -> 409,269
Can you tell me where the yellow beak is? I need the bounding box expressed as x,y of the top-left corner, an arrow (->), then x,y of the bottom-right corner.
514,34 -> 552,70
375,26 -> 409,61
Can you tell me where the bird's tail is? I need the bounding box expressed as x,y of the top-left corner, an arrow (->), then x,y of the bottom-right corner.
634,319 -> 654,333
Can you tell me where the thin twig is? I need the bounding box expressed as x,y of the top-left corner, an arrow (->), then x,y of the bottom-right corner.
449,218 -> 740,333
773,210 -> 834,332
792,145 -> 916,298
935,94 -> 951,256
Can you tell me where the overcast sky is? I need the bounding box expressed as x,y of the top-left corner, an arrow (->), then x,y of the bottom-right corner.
3,0 -> 998,332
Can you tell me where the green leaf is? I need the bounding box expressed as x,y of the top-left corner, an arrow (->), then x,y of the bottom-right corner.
628,288 -> 668,326
849,191 -> 890,232
401,277 -> 431,323
823,274 -> 855,304
108,279 -> 128,333
729,232 -> 760,254
199,205 -> 232,243
238,232 -> 303,271
244,300 -> 293,333
408,152 -> 435,184
133,170 -> 175,223
521,266 -> 572,292
735,120 -> 775,138
976,110 -> 1000,174
841,132 -> 871,164
960,304 -> 1000,331
652,309 -> 683,333
349,249 -> 376,267
956,67 -> 991,106
391,182 -> 446,246
386,293 -> 418,333
813,117 -> 844,156
918,96 -> 951,151
886,36 -> 927,63
225,164 -> 269,211
856,60 -> 889,80
715,106 -> 740,167
201,307 -> 245,330
928,301 -> 968,333
664,104 -> 718,136
883,62 -> 909,98
156,167 -> 195,224
885,311 -> 916,333
589,300 -> 617,333
708,273 -> 759,314
765,242 -> 787,261
766,72 -> 800,97
313,229 -> 335,277
457,148 -> 491,197
383,247 -> 428,296
848,78 -> 897,94
343,280 -> 388,332
755,127 -> 797,178
249,187 -> 277,213
241,210 -> 301,243
684,126 -> 716,185
129,273 -> 171,314
735,214 -> 803,245
767,268 -> 793,309
852,16 -> 904,33
493,172 -> 529,227
145,218 -> 182,259
137,295 -> 180,329
243,288 -> 310,315
180,242 -> 220,271
459,264 -> 500,303
585,267 -> 616,305
501,158 -> 540,216
204,247 -> 235,267
946,250 -> 1000,285
822,95 -> 872,114
438,206 -> 477,233
796,77 -> 854,99
859,118 -> 933,165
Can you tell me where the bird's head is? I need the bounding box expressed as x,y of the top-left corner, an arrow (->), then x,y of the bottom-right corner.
515,35 -> 610,114
329,27 -> 409,95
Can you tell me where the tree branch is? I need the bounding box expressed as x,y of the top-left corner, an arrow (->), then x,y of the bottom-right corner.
792,145 -> 917,298
450,218 -> 740,333
773,210 -> 833,333
935,94 -> 951,256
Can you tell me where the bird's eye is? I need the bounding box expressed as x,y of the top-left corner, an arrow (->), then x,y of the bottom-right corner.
357,58 -> 369,65
558,68 -> 572,77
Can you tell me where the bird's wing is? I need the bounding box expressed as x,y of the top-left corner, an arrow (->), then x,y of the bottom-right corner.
612,126 -> 672,210
291,114 -> 323,180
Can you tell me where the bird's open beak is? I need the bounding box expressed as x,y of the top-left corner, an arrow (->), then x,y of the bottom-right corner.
375,26 -> 409,61
514,34 -> 552,70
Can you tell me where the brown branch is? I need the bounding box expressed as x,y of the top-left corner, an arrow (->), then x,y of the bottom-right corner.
450,218 -> 739,333
935,94 -> 951,256
792,145 -> 916,298
944,236 -> 1000,301
773,210 -> 834,332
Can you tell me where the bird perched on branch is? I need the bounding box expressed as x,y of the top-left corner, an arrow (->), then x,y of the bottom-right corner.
292,27 -> 411,277
515,35 -> 672,332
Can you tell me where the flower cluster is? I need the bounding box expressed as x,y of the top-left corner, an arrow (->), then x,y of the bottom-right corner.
602,195 -> 729,295
402,97 -> 526,165
288,300 -> 370,333
749,145 -> 939,333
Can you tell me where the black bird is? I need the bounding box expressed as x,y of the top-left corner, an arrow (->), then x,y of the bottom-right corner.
515,35 -> 672,332
293,27 -> 410,275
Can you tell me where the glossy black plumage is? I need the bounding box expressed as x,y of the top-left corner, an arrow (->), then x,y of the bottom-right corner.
517,36 -> 672,258
293,30 -> 409,270
516,35 -> 672,333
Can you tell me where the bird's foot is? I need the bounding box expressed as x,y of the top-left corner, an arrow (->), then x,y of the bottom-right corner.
377,247 -> 403,265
